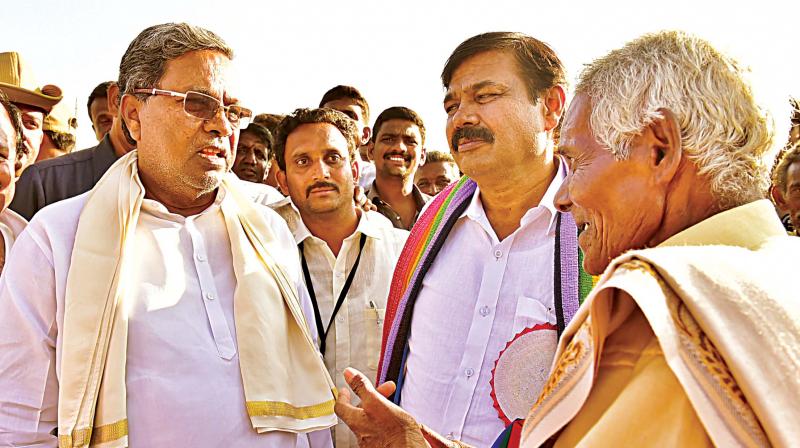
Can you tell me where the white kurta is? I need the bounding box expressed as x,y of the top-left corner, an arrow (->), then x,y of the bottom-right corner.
0,207 -> 26,266
272,201 -> 408,447
400,163 -> 566,447
0,188 -> 330,447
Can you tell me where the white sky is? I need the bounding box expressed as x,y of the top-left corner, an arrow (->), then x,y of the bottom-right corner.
3,0 -> 798,151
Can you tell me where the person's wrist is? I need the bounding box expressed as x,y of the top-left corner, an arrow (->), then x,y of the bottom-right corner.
384,417 -> 426,447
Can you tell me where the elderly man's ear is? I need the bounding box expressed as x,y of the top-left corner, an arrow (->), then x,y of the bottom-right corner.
771,185 -> 789,210
631,107 -> 682,187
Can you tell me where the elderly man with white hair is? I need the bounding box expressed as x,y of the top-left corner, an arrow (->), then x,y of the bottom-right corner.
333,30 -> 799,448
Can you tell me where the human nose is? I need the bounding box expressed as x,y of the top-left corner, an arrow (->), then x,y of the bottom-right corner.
310,158 -> 331,179
554,174 -> 573,213
242,149 -> 257,165
204,104 -> 234,137
450,100 -> 479,129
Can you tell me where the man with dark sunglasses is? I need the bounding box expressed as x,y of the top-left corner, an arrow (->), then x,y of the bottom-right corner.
0,23 -> 335,447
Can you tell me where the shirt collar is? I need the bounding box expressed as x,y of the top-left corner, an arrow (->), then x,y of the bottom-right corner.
274,198 -> 382,244
97,134 -> 121,165
659,199 -> 785,250
367,180 -> 430,210
463,157 -> 566,235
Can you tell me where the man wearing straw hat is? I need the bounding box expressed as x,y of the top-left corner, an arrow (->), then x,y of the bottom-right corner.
0,51 -> 62,176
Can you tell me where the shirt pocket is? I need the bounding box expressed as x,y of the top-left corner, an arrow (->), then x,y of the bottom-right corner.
364,305 -> 386,370
512,296 -> 556,335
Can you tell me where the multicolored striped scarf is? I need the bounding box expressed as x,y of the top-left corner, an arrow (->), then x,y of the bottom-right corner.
377,176 -> 594,401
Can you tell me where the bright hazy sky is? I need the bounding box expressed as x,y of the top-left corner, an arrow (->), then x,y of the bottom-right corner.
3,0 -> 798,151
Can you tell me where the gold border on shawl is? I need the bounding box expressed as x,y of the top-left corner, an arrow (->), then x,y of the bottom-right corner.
622,260 -> 768,446
246,390 -> 337,420
57,419 -> 128,447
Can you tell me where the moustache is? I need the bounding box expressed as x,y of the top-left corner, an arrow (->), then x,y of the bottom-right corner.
306,181 -> 340,198
451,126 -> 495,152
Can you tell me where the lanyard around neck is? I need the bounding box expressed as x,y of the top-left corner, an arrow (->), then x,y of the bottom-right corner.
299,233 -> 367,356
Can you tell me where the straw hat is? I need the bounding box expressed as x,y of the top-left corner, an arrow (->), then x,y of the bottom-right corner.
0,51 -> 62,113
43,98 -> 78,134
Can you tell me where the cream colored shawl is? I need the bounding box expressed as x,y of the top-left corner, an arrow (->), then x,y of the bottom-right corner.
522,201 -> 800,447
57,152 -> 337,448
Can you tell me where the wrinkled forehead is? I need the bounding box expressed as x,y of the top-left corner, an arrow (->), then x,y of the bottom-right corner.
444,51 -> 522,98
160,50 -> 242,103
239,129 -> 268,147
559,94 -> 596,147
376,119 -> 421,138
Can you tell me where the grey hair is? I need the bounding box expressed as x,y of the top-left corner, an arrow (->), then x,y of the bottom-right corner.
118,23 -> 233,101
577,30 -> 789,209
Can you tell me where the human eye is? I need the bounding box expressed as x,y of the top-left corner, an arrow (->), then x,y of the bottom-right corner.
22,115 -> 41,130
295,156 -> 309,167
185,92 -> 218,119
475,91 -> 500,102
444,102 -> 459,116
327,153 -> 343,164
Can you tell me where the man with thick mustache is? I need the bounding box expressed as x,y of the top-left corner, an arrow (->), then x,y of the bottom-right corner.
366,106 -> 430,230
335,31 -> 799,448
353,32 -> 591,447
271,108 -> 408,447
0,23 -> 337,447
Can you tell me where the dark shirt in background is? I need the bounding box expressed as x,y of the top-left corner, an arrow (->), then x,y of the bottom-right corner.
10,135 -> 119,220
366,181 -> 430,230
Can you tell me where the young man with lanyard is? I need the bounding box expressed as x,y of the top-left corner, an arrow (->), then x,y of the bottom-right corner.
271,108 -> 408,447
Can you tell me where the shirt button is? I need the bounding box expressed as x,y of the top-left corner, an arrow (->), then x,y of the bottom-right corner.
446,433 -> 454,440
337,315 -> 345,323
465,367 -> 475,378
195,253 -> 207,262
205,293 -> 215,301
479,306 -> 490,317
494,249 -> 502,258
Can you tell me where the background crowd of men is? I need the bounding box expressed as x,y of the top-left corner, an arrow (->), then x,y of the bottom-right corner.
0,21 -> 798,448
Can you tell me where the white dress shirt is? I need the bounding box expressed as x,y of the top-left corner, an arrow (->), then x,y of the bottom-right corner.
0,188 -> 330,447
400,163 -> 565,447
271,200 -> 408,448
235,176 -> 285,205
0,208 -> 26,265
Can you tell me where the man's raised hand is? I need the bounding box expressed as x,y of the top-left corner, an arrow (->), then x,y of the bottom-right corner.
334,367 -> 428,448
